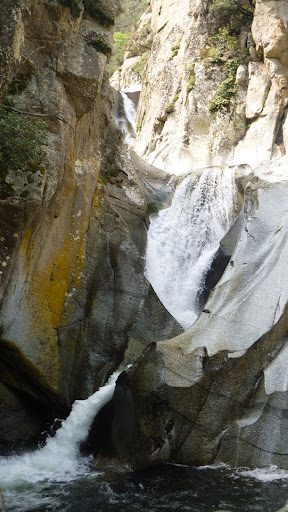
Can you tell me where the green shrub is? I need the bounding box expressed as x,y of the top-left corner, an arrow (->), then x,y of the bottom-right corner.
201,25 -> 248,113
114,31 -> 131,52
170,39 -> 182,60
100,156 -> 119,183
0,108 -> 48,179
88,38 -> 112,56
106,32 -> 131,75
165,86 -> 181,114
209,59 -> 240,113
132,52 -> 149,76
59,0 -> 82,18
207,0 -> 253,33
186,63 -> 196,93
114,0 -> 147,33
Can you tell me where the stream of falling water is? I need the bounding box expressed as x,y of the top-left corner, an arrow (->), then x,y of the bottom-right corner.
0,372 -> 119,511
145,166 -> 237,330
116,91 -> 137,146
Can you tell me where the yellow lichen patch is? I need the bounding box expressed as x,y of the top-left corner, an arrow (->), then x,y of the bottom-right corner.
72,238 -> 86,288
26,228 -> 73,330
18,226 -> 33,259
15,226 -> 73,390
92,184 -> 106,221
46,232 -> 72,328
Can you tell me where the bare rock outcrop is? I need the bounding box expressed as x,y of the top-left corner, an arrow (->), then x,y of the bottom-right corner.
0,0 -> 181,444
109,157 -> 288,469
115,0 -> 288,174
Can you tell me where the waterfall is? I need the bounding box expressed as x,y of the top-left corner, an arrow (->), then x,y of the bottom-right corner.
145,166 -> 237,330
0,372 -> 119,490
115,91 -> 137,146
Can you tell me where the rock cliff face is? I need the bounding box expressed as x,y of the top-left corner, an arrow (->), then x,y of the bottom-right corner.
104,0 -> 288,470
0,0 -> 181,444
116,0 -> 288,174
112,157 -> 288,469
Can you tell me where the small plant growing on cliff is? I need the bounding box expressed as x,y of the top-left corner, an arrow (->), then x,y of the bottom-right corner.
100,156 -> 120,183
202,24 -> 249,114
165,102 -> 175,114
165,86 -> 182,114
209,59 -> 240,113
132,52 -> 149,77
207,0 -> 253,33
170,39 -> 182,60
0,108 -> 48,178
88,38 -> 112,56
186,63 -> 196,93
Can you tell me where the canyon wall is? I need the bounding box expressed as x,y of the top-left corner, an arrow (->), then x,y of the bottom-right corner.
0,0 -> 181,444
107,0 -> 288,469
117,0 -> 288,174
2,0 -> 288,471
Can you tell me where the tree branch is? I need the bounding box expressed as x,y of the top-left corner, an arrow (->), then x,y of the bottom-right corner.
1,104 -> 77,131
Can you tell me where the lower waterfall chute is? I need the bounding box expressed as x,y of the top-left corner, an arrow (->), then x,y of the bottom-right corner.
0,372 -> 119,489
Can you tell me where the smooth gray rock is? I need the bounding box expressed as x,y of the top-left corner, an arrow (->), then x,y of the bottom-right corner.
109,156 -> 288,470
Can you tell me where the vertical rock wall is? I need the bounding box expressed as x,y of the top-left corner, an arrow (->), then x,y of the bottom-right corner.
117,0 -> 288,174
0,0 -> 181,443
105,0 -> 288,470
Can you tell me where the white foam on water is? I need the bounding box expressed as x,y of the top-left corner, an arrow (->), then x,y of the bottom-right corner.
239,465 -> 288,482
0,372 -> 119,491
145,167 -> 237,330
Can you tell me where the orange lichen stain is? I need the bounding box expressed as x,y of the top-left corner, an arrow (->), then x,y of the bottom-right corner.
47,232 -> 72,328
72,239 -> 86,288
92,184 -> 106,220
19,223 -> 78,382
18,227 -> 33,259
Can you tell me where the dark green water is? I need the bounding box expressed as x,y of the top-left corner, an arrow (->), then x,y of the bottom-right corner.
3,463 -> 288,512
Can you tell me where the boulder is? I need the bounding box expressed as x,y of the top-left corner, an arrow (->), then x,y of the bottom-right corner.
108,156 -> 288,470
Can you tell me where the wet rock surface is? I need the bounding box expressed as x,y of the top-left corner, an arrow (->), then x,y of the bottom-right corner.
107,157 -> 288,470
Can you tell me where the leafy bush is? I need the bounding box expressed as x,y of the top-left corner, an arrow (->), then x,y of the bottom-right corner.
114,0 -> 147,33
170,40 -> 182,60
100,156 -> 120,183
165,86 -> 181,114
88,38 -> 112,56
0,108 -> 48,179
106,32 -> 131,75
207,0 -> 253,33
209,59 -> 240,113
107,0 -> 148,75
131,51 -> 149,76
59,0 -> 81,18
202,26 -> 249,113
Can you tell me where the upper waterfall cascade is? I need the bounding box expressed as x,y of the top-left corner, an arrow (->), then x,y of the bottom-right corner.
145,166 -> 238,330
115,91 -> 137,146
